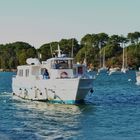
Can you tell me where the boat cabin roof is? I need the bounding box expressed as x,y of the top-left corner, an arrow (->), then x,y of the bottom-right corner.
17,57 -> 74,71
17,65 -> 40,69
46,57 -> 73,62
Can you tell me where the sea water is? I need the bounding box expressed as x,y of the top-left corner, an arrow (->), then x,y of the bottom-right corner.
0,71 -> 140,140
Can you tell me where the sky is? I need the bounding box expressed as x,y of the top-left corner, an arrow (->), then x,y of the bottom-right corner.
0,0 -> 140,48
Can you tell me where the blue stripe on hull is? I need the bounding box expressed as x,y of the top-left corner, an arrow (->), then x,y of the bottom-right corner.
13,94 -> 85,104
48,99 -> 85,104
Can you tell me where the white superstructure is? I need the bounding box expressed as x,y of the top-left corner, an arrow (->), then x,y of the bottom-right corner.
12,54 -> 94,104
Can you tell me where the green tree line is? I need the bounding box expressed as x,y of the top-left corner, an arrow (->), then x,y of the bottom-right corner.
0,31 -> 140,71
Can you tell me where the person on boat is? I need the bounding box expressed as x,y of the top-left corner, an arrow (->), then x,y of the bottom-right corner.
52,61 -> 60,69
43,68 -> 50,79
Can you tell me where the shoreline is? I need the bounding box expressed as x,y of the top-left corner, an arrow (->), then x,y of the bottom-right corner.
0,69 -> 17,72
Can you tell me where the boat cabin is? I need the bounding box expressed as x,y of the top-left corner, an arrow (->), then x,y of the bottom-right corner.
42,57 -> 74,79
16,57 -> 87,80
16,65 -> 43,79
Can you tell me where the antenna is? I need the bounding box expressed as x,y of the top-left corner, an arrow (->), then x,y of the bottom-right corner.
38,52 -> 42,60
57,44 -> 61,57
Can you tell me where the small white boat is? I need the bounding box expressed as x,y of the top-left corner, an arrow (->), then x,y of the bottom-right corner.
108,67 -> 121,75
136,68 -> 140,85
121,43 -> 128,73
12,50 -> 94,104
98,67 -> 108,73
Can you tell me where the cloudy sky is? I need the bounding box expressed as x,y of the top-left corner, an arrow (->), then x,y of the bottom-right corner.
0,0 -> 139,47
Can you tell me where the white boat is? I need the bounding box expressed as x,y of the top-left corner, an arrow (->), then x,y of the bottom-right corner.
108,67 -> 121,75
98,67 -> 108,73
121,43 -> 128,73
12,50 -> 94,104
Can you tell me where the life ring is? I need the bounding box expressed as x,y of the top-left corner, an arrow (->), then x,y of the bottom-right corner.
60,71 -> 68,78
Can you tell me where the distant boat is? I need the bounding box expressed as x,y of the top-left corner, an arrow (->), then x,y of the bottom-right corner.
98,47 -> 108,73
121,44 -> 128,73
12,46 -> 94,104
109,44 -> 129,75
108,67 -> 121,75
136,68 -> 140,85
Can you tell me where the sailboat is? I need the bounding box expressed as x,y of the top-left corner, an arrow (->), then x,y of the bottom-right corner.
109,43 -> 128,75
98,46 -> 108,73
121,43 -> 128,73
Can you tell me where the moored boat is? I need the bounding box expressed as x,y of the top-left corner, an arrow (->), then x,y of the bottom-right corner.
98,47 -> 108,74
108,67 -> 121,75
136,68 -> 140,85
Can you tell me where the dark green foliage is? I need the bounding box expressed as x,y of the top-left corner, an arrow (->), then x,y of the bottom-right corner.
0,41 -> 37,70
0,32 -> 140,70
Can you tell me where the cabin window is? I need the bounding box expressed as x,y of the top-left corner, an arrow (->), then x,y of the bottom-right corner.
51,60 -> 73,69
25,69 -> 29,77
18,69 -> 23,77
73,67 -> 77,75
59,60 -> 68,69
78,67 -> 83,74
51,61 -> 57,69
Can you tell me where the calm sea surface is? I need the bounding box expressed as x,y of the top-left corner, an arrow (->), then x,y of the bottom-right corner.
0,71 -> 140,140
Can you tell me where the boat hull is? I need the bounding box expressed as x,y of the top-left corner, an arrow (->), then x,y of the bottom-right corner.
12,77 -> 93,104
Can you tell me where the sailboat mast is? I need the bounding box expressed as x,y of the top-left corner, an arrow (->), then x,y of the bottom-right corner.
125,46 -> 127,68
99,42 -> 102,68
122,43 -> 125,69
71,38 -> 74,58
83,42 -> 87,66
103,47 -> 105,68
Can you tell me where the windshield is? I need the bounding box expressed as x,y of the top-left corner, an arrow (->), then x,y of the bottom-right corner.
51,60 -> 73,69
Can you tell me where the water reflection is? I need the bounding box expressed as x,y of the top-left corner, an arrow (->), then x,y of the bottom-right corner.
11,97 -> 84,139
13,98 -> 81,114
1,92 -> 95,140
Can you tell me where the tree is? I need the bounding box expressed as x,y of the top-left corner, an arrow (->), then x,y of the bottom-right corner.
97,33 -> 109,47
127,32 -> 140,45
59,38 -> 80,57
80,34 -> 94,46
